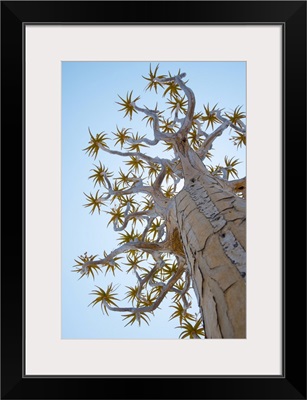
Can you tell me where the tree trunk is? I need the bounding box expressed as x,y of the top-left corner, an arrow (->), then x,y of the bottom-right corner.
174,172 -> 246,338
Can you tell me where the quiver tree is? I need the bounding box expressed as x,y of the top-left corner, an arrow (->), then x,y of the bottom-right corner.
74,65 -> 246,339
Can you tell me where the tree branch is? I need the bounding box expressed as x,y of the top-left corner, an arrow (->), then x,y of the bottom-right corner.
199,119 -> 230,157
98,144 -> 164,166
156,73 -> 196,137
105,263 -> 186,313
226,177 -> 246,198
131,103 -> 173,144
113,209 -> 156,232
81,240 -> 172,275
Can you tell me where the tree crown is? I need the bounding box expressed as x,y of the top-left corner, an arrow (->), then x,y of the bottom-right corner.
73,64 -> 246,339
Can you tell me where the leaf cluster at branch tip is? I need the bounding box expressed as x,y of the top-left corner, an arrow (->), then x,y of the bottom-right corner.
116,91 -> 140,120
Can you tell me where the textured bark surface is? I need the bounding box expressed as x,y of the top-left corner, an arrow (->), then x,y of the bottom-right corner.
174,172 -> 246,338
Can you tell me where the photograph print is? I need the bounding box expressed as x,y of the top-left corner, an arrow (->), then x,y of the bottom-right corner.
62,61 -> 246,339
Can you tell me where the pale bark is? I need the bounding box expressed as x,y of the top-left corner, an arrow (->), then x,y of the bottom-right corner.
173,171 -> 246,338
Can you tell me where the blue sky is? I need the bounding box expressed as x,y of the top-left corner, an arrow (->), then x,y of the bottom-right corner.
61,61 -> 246,339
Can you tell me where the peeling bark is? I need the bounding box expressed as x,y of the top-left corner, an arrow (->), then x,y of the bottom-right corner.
174,171 -> 246,338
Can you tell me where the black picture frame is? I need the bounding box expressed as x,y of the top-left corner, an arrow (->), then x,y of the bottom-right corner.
1,1 -> 306,399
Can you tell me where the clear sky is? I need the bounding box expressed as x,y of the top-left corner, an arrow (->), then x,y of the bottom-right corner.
62,61 -> 246,339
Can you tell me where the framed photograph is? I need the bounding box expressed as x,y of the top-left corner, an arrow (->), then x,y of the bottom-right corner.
1,1 -> 306,399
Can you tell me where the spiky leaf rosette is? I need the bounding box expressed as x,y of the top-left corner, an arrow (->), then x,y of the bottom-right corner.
73,253 -> 100,279
116,91 -> 140,120
177,319 -> 205,339
162,69 -> 187,98
223,156 -> 241,179
201,103 -> 220,129
89,283 -> 119,315
89,161 -> 113,187
230,130 -> 246,148
83,190 -> 104,214
122,310 -> 151,327
84,129 -> 109,159
224,106 -> 246,128
113,126 -> 131,149
170,301 -> 196,325
142,63 -> 166,93
167,96 -> 188,114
